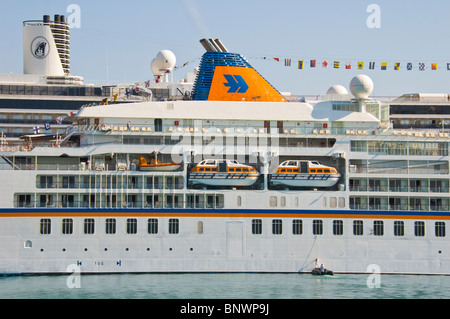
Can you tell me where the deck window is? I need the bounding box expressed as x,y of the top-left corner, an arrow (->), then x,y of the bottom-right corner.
373,220 -> 384,236
272,219 -> 283,235
394,221 -> 404,236
435,222 -> 446,237
127,218 -> 137,234
169,218 -> 179,234
353,220 -> 364,236
293,220 -> 303,235
312,220 -> 323,235
414,221 -> 425,237
84,218 -> 95,234
148,218 -> 158,234
40,218 -> 51,235
106,218 -> 116,234
252,219 -> 262,235
62,218 -> 73,235
333,220 -> 343,235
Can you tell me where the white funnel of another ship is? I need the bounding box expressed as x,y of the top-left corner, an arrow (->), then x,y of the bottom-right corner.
23,14 -> 70,76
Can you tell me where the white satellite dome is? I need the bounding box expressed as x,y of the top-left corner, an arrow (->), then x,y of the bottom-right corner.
349,74 -> 373,99
154,50 -> 176,72
327,85 -> 348,95
150,59 -> 165,76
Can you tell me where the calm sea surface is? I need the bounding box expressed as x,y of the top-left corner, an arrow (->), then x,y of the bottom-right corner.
0,273 -> 449,299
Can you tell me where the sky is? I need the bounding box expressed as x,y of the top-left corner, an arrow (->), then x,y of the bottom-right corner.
1,0 -> 450,97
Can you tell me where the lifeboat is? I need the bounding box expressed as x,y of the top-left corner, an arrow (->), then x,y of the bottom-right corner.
190,159 -> 260,187
270,160 -> 340,188
138,154 -> 182,172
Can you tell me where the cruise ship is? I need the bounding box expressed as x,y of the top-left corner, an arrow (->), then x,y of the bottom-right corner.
1,36 -> 449,275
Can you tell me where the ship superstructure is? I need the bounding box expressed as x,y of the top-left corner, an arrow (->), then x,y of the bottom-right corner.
0,38 -> 449,275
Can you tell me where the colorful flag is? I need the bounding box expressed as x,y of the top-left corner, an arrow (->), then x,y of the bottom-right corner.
285,58 -> 291,66
407,63 -> 413,70
101,98 -> 108,105
273,57 -> 280,62
334,60 -> 340,68
345,62 -> 351,69
358,62 -> 364,70
298,60 -> 304,69
381,62 -> 387,70
113,93 -> 118,101
432,63 -> 437,70
44,122 -> 51,130
419,63 -> 425,71
310,60 -> 316,67
447,63 -> 450,70
183,62 -> 189,67
369,62 -> 375,70
394,63 -> 400,70
56,116 -> 62,125
322,60 -> 328,68
33,126 -> 40,134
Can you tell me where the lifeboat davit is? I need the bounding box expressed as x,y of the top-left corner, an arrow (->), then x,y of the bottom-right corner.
270,160 -> 340,188
190,159 -> 260,187
138,155 -> 182,172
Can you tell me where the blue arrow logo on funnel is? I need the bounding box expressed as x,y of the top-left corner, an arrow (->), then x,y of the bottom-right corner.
223,74 -> 249,93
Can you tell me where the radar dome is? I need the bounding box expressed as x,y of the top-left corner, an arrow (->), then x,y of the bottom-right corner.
151,59 -> 165,76
154,50 -> 176,72
349,74 -> 373,99
327,85 -> 348,95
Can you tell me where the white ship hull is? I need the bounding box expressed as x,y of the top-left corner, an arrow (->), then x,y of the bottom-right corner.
0,211 -> 448,275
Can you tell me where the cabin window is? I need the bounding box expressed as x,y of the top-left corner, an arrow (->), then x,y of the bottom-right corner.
229,168 -> 235,172
252,219 -> 262,235
197,221 -> 204,234
235,168 -> 242,172
280,196 -> 286,207
312,220 -> 323,235
310,169 -> 316,173
373,220 -> 384,236
199,168 -> 205,172
353,220 -> 364,236
394,221 -> 404,236
84,218 -> 95,234
293,220 -> 303,235
237,196 -> 242,207
148,218 -> 158,234
272,219 -> 283,235
106,218 -> 116,234
435,222 -> 446,237
270,196 -> 277,207
414,221 -> 425,237
324,169 -> 330,173
333,220 -> 343,235
62,218 -> 73,235
243,168 -> 249,172
330,197 -> 337,208
169,218 -> 179,234
338,197 -> 345,208
40,218 -> 51,235
127,218 -> 138,234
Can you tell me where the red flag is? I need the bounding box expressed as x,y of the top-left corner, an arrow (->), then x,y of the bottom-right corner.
273,57 -> 280,62
322,60 -> 328,68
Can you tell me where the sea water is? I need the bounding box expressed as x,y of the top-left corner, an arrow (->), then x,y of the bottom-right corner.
0,273 -> 449,299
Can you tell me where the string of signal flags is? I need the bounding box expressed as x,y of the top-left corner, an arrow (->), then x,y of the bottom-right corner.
266,56 -> 450,72
174,56 -> 450,72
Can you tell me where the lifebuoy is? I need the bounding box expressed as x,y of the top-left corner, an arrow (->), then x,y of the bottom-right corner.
100,124 -> 106,130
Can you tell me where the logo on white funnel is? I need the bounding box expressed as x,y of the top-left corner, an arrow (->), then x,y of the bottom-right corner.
31,37 -> 49,59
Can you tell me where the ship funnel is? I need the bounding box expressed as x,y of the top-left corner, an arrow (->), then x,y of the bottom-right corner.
23,13 -> 71,76
214,39 -> 228,52
199,38 -> 229,52
200,38 -> 216,52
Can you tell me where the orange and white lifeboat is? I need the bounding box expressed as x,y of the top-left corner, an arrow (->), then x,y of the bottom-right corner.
138,155 -> 182,172
190,159 -> 260,186
271,160 -> 340,188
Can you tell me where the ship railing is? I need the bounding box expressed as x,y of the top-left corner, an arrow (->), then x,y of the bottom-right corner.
350,203 -> 449,212
350,185 -> 450,193
349,166 -> 449,175
72,123 -> 383,137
